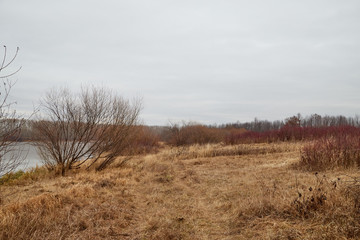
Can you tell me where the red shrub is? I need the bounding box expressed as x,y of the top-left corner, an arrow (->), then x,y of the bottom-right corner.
166,124 -> 231,146
299,134 -> 360,171
125,126 -> 160,154
224,126 -> 360,145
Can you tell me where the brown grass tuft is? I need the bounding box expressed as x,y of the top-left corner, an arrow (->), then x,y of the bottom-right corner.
299,135 -> 360,171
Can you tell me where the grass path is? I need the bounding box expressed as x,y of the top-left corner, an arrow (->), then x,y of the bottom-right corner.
129,149 -> 299,239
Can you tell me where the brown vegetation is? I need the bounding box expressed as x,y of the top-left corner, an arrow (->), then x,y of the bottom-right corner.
126,125 -> 160,155
164,122 -> 246,146
2,141 -> 360,239
33,87 -> 142,175
299,134 -> 360,171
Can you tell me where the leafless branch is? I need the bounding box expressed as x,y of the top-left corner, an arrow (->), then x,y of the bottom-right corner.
0,46 -> 22,79
0,46 -> 25,177
33,87 -> 142,176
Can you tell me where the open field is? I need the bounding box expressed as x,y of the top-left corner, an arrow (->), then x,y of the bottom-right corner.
1,142 -> 360,239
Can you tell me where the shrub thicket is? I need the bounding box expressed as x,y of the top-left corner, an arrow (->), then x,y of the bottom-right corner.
299,134 -> 360,171
127,126 -> 160,155
165,123 -> 246,146
225,126 -> 360,144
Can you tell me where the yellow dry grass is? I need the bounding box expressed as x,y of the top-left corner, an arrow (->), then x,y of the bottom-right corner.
1,142 -> 360,239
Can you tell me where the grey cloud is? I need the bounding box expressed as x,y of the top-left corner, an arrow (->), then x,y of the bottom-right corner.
1,0 -> 360,125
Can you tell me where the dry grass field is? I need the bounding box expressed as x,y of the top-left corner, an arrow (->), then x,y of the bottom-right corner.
1,142 -> 360,239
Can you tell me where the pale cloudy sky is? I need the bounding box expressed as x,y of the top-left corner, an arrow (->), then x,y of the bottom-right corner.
1,0 -> 360,125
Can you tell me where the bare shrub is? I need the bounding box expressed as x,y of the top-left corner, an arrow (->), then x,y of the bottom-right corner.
290,173 -> 338,218
0,46 -> 25,177
225,125 -> 360,145
33,87 -> 141,175
299,134 -> 360,171
165,122 -> 225,146
127,125 -> 160,155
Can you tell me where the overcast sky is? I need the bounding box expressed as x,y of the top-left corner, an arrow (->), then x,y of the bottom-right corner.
1,0 -> 360,125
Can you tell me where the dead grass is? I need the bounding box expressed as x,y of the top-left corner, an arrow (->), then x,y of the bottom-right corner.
156,142 -> 300,161
1,142 -> 360,239
299,135 -> 360,171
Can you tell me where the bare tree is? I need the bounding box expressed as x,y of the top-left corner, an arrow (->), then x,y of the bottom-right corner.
0,46 -> 24,177
33,87 -> 141,175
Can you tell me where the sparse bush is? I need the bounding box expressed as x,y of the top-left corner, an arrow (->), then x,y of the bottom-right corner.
291,173 -> 339,218
165,123 -> 226,146
33,87 -> 142,175
299,134 -> 360,171
225,130 -> 262,144
128,125 -> 160,154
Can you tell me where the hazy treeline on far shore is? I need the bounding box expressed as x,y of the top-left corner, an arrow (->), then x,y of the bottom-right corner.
11,113 -> 360,144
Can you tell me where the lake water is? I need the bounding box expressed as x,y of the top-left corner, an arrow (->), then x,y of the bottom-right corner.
5,143 -> 44,172
4,143 -> 96,173
4,143 -> 94,172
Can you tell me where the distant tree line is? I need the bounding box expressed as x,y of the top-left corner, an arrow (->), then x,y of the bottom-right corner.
219,114 -> 360,132
14,113 -> 360,146
155,114 -> 360,146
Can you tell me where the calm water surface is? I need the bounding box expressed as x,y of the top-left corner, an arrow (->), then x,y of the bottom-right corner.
6,143 -> 91,172
11,143 -> 43,171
